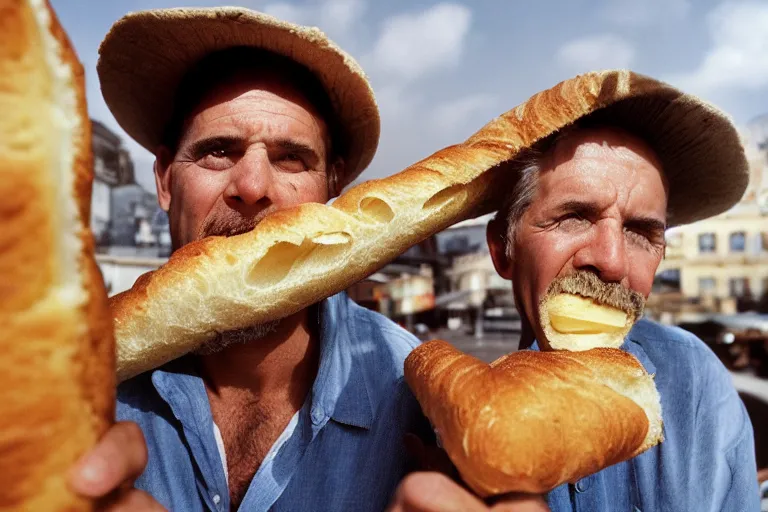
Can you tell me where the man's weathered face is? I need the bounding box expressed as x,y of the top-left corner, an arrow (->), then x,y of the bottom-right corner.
490,127 -> 668,344
154,71 -> 332,250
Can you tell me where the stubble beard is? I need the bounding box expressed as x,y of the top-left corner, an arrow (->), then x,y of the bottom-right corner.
194,321 -> 282,355
189,205 -> 282,355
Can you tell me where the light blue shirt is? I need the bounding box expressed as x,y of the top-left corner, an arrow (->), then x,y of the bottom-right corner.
537,319 -> 760,512
118,296 -> 760,511
117,293 -> 431,511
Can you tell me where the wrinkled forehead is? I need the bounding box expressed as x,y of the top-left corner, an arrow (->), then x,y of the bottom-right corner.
548,125 -> 668,190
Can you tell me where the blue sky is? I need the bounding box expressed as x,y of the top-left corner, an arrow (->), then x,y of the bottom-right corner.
51,0 -> 768,193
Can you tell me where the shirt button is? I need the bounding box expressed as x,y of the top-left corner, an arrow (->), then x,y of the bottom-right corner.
213,494 -> 221,505
575,478 -> 591,493
311,407 -> 325,425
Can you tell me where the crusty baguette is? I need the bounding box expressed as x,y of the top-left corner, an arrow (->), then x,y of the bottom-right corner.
110,133 -> 514,381
110,69 -> 741,381
0,1 -> 115,510
404,340 -> 663,497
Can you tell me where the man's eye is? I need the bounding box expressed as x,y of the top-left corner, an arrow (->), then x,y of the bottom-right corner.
275,152 -> 307,172
558,213 -> 588,225
625,228 -> 664,249
196,148 -> 237,170
550,213 -> 590,233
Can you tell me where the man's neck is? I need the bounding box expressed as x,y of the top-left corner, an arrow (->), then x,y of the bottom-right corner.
197,307 -> 320,404
518,318 -> 536,350
197,307 -> 321,509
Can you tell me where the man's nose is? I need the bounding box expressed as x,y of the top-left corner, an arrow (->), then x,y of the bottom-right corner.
224,149 -> 272,207
572,221 -> 628,283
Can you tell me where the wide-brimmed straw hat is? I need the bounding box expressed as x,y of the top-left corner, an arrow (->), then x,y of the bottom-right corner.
97,6 -> 380,187
488,70 -> 749,226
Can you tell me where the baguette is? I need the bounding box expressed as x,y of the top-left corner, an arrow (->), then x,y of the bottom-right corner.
404,340 -> 662,497
0,1 -> 115,510
111,69 -> 743,381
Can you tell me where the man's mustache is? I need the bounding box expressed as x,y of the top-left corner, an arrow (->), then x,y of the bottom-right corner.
543,270 -> 646,321
197,207 -> 278,239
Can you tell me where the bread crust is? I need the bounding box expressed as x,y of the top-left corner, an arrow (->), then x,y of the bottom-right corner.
404,340 -> 662,497
0,1 -> 115,510
111,70 -> 745,381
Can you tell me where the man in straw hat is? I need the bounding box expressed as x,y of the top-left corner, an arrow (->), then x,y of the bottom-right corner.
64,8 -> 760,512
390,72 -> 761,511
66,6 -> 442,512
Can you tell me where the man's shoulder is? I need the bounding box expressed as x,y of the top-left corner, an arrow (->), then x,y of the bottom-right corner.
629,317 -> 719,363
629,318 -> 737,409
331,293 -> 421,354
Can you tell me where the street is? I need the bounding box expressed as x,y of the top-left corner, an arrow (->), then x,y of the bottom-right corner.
421,327 -> 768,403
422,328 -> 521,363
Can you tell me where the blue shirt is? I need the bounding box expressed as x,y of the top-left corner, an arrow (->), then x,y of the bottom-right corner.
538,319 -> 760,512
117,293 -> 431,511
119,297 -> 760,512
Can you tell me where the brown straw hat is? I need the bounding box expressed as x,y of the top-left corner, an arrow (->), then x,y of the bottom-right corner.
97,6 -> 380,187
488,70 -> 749,226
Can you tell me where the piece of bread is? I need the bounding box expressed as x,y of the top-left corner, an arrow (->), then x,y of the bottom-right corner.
110,69 -> 743,381
0,1 -> 115,510
540,294 -> 637,351
110,138 -> 515,381
404,340 -> 663,497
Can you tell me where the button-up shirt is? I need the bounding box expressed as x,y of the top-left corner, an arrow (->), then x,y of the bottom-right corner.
118,296 -> 760,512
537,319 -> 761,512
116,293 -> 431,511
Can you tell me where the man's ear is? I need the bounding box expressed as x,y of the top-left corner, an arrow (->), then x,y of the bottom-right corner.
328,157 -> 345,197
154,146 -> 174,212
487,217 -> 514,280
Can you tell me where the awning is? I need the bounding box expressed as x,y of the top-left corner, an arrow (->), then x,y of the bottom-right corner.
434,289 -> 474,308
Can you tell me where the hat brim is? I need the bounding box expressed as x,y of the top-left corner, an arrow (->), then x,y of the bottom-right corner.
97,7 -> 380,186
479,70 -> 749,226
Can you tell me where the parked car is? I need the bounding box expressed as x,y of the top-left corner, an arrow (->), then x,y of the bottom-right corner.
677,313 -> 768,376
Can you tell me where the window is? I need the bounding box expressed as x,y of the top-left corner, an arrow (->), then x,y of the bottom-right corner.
729,277 -> 748,297
699,277 -> 716,295
729,232 -> 746,252
699,233 -> 716,253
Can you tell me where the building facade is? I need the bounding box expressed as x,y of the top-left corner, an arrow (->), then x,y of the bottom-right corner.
655,116 -> 768,314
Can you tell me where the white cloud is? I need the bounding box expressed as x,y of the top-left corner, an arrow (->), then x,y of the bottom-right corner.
666,2 -> 768,97
262,0 -> 366,39
556,34 -> 635,74
375,84 -> 422,121
430,94 -> 498,135
599,0 -> 691,27
365,3 -> 472,84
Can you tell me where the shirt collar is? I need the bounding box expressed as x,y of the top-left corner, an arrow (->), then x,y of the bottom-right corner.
150,293 -> 374,433
311,293 -> 374,430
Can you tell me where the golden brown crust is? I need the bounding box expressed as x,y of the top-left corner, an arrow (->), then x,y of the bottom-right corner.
404,341 -> 662,497
0,1 -> 114,510
111,69 -> 747,381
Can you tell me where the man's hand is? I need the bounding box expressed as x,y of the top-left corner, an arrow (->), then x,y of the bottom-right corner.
388,472 -> 550,512
68,421 -> 165,511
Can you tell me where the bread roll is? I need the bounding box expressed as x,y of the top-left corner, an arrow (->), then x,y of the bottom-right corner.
0,1 -> 115,510
110,69 -> 740,381
404,340 -> 663,497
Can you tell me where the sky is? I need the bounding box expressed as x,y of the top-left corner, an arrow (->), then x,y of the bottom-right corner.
50,0 -> 768,194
